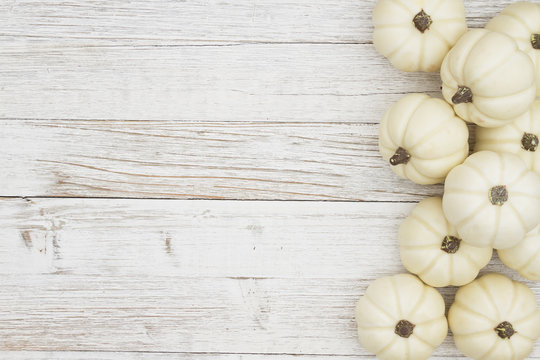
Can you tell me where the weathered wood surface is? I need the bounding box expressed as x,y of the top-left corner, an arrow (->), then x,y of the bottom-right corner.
0,198 -> 538,357
1,0 -> 537,358
0,353 -> 473,360
0,0 -> 514,122
0,120 -> 444,200
0,43 -> 442,122
1,198 -> 414,278
0,0 -> 515,44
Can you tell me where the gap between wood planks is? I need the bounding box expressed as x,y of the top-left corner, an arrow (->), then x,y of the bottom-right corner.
2,196 -> 419,203
0,350 -> 464,359
0,38 -> 370,45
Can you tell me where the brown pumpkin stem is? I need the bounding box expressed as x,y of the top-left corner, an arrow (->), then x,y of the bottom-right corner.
389,147 -> 411,166
395,320 -> 415,338
413,10 -> 432,33
452,86 -> 473,104
489,185 -> 508,206
494,321 -> 516,339
532,34 -> 540,49
441,235 -> 461,254
521,133 -> 539,152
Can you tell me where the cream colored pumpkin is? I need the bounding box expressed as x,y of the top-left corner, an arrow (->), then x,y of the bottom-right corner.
449,273 -> 540,360
399,197 -> 492,287
373,0 -> 467,72
355,274 -> 447,360
476,100 -> 540,173
498,225 -> 540,280
486,2 -> 540,96
440,29 -> 536,127
379,93 -> 469,185
443,150 -> 540,249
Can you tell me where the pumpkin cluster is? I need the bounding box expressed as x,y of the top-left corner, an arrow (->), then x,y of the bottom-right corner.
355,1 -> 540,359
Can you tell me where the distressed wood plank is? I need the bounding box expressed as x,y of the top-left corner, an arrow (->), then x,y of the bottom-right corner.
0,0 -> 516,45
0,352 -> 472,360
0,198 -> 415,278
0,120 -> 445,200
0,43 -> 441,121
0,353 -> 407,360
0,198 -> 538,356
0,274 -> 373,354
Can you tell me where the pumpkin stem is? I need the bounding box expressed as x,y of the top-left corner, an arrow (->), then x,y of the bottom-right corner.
395,320 -> 415,338
489,185 -> 508,206
413,10 -> 432,33
441,235 -> 461,254
494,321 -> 516,339
532,34 -> 540,49
452,86 -> 473,104
521,133 -> 539,152
389,147 -> 411,166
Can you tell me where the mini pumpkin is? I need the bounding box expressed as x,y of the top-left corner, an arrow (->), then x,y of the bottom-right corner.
476,100 -> 540,173
440,29 -> 536,127
449,273 -> 540,360
486,1 -> 540,97
373,0 -> 467,72
399,197 -> 492,287
379,93 -> 469,185
355,274 -> 447,360
443,150 -> 540,249
498,225 -> 540,281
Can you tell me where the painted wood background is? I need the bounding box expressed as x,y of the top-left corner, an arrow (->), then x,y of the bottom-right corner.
0,0 -> 538,358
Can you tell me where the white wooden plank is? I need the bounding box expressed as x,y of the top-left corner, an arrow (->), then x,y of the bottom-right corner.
0,0 -> 517,45
2,265 -> 537,356
0,198 -> 512,280
0,354 -> 467,360
0,353 -> 379,360
0,120 -> 445,200
0,352 -> 468,360
0,43 -> 442,121
0,274 -> 369,354
0,198 -> 538,356
0,198 -> 414,278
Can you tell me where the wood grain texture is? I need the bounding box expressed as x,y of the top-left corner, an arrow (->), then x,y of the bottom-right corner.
0,198 -> 539,357
0,352 -> 470,359
0,43 -> 441,122
0,198 -> 414,278
0,120 -> 445,200
0,0 -> 516,44
1,0 -> 535,358
0,0 -> 514,122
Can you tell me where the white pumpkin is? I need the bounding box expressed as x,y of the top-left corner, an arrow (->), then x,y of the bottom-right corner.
449,273 -> 540,360
379,93 -> 469,185
355,274 -> 447,360
443,150 -> 540,249
373,0 -> 467,72
476,101 -> 540,176
440,29 -> 536,127
486,2 -> 540,97
498,224 -> 540,280
399,197 -> 492,287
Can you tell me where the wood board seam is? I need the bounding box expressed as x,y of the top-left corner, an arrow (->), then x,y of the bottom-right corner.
0,196 -> 420,203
